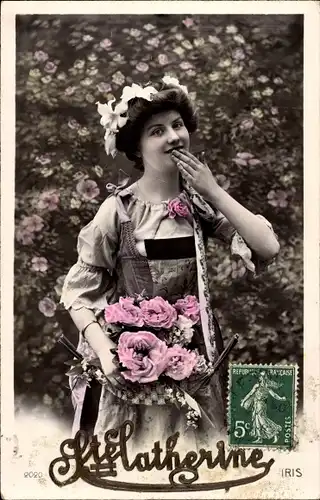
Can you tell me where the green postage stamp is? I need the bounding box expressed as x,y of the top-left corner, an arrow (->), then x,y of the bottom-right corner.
228,363 -> 298,449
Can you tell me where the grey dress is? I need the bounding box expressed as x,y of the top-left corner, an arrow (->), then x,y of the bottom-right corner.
61,181 -> 274,451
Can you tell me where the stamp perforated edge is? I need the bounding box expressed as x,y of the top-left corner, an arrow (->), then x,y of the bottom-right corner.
226,362 -> 299,451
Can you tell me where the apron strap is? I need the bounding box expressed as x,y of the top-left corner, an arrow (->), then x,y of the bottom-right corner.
191,207 -> 218,362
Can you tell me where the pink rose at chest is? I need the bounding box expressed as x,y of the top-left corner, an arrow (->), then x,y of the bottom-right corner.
174,295 -> 200,325
164,345 -> 198,380
140,296 -> 177,329
104,297 -> 144,327
117,331 -> 168,383
167,198 -> 190,219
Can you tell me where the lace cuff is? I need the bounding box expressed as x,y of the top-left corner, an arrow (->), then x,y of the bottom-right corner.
231,215 -> 278,275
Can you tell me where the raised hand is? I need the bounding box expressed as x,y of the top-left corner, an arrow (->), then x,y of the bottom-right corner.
171,148 -> 219,200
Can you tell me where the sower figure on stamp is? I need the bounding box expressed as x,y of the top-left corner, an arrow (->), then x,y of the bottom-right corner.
60,75 -> 280,450
240,371 -> 286,444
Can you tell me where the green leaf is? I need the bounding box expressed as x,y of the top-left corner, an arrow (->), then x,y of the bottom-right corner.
181,389 -> 201,416
89,357 -> 102,368
64,359 -> 79,366
66,365 -> 83,377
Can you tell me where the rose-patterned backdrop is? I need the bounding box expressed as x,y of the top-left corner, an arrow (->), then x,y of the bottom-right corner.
15,14 -> 303,425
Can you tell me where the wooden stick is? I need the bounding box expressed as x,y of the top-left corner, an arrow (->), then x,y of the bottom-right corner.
58,335 -> 82,360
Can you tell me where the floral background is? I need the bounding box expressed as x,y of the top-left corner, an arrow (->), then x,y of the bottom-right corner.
15,14 -> 303,425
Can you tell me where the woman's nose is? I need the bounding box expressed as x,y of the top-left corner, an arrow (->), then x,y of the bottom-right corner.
167,127 -> 180,143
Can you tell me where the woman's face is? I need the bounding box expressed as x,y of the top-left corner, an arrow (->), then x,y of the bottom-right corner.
138,110 -> 190,174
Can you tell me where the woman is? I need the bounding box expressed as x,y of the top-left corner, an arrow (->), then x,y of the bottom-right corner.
61,75 -> 279,450
240,372 -> 286,444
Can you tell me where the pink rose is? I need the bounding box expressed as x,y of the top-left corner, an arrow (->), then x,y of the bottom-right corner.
20,214 -> 44,233
31,256 -> 48,272
38,297 -> 57,317
44,61 -> 57,74
104,297 -> 144,327
16,228 -> 35,245
37,190 -> 60,211
34,50 -> 49,62
174,295 -> 200,325
97,82 -> 112,93
100,38 -> 112,50
182,17 -> 194,28
164,345 -> 198,380
76,179 -> 100,201
267,189 -> 288,208
140,297 -> 177,329
167,198 -> 190,218
117,331 -> 168,383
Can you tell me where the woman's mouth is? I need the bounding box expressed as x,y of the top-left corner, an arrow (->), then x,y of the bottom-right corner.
166,146 -> 183,154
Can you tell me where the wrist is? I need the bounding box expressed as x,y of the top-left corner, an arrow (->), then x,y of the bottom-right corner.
83,322 -> 115,354
205,183 -> 224,205
95,334 -> 115,356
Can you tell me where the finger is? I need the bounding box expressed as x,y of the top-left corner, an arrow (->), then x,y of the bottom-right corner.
183,150 -> 210,170
172,150 -> 199,168
182,149 -> 203,163
177,162 -> 194,182
175,158 -> 195,176
171,154 -> 196,174
172,149 -> 202,168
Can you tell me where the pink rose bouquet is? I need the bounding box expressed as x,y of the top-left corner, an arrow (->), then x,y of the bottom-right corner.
60,288 -> 238,429
104,297 -> 144,327
102,294 -> 204,386
164,345 -> 198,380
60,293 -> 218,430
117,331 -> 168,383
167,197 -> 190,219
174,295 -> 200,325
140,296 -> 177,329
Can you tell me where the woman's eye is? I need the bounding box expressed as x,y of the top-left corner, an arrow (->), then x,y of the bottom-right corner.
173,121 -> 184,129
151,128 -> 163,136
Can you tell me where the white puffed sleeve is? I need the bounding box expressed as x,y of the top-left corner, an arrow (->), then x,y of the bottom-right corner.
60,195 -> 120,311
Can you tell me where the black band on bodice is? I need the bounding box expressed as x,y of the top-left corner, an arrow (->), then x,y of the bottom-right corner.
145,236 -> 196,260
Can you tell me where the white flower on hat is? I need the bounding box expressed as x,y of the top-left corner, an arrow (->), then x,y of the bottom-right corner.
120,82 -> 158,103
162,75 -> 188,94
103,129 -> 118,158
96,99 -> 129,131
96,99 -> 129,158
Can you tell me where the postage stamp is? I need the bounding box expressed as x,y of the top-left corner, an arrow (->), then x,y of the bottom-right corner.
228,364 -> 298,449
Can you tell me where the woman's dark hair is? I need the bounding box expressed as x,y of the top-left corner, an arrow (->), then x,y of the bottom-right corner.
115,83 -> 198,166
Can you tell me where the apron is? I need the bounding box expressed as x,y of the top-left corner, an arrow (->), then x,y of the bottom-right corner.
70,188 -> 226,449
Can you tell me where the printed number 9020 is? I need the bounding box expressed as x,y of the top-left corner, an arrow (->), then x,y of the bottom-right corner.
24,472 -> 43,478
